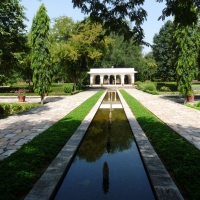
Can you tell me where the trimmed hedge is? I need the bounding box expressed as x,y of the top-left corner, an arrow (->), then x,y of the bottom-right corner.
0,103 -> 41,117
157,82 -> 177,92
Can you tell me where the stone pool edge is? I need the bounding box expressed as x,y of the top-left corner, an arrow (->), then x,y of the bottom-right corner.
24,91 -> 107,200
118,90 -> 184,200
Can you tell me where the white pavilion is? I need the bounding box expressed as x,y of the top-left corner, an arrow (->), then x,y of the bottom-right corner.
88,68 -> 137,86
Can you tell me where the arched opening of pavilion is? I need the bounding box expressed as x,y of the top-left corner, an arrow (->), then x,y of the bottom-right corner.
124,74 -> 132,84
95,75 -> 100,84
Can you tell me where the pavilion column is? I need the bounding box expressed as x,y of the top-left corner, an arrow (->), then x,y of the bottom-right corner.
121,75 -> 125,85
132,74 -> 135,84
108,75 -> 110,84
114,75 -> 116,85
90,75 -> 94,86
100,75 -> 104,85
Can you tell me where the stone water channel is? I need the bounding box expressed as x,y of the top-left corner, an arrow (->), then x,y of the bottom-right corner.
25,90 -> 183,200
54,91 -> 155,199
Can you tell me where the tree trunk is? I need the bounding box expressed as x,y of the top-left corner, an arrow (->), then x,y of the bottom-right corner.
41,97 -> 44,105
72,73 -> 77,91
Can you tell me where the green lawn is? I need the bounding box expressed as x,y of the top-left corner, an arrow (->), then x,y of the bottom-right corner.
185,102 -> 200,111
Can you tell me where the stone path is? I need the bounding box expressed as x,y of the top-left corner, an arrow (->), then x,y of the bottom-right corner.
124,89 -> 200,150
0,90 -> 98,160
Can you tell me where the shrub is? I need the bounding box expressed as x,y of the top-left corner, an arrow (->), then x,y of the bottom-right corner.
0,103 -> 10,115
160,86 -> 171,92
157,82 -> 177,92
134,81 -> 142,86
0,103 -> 41,116
82,80 -> 89,86
76,82 -> 83,90
63,84 -> 73,93
138,82 -> 157,92
145,80 -> 152,83
11,104 -> 23,114
0,105 -> 4,115
186,101 -> 200,110
137,83 -> 145,90
145,90 -> 159,95
71,90 -> 82,95
145,83 -> 156,91
196,101 -> 200,107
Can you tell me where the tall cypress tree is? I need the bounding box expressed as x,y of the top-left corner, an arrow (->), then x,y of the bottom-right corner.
30,3 -> 52,104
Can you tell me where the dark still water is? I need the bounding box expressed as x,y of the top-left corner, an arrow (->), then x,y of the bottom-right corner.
54,108 -> 155,200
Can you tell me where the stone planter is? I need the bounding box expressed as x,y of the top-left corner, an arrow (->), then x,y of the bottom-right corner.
18,96 -> 26,102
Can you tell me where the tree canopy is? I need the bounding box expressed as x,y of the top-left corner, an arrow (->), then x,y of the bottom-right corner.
152,20 -> 176,81
72,0 -> 200,44
157,0 -> 200,25
0,0 -> 27,84
50,16 -> 112,89
137,52 -> 157,81
72,0 -> 147,44
97,33 -> 143,69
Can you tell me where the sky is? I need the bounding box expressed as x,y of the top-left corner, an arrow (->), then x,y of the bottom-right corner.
21,0 -> 173,54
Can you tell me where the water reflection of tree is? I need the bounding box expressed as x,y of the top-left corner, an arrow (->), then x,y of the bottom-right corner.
77,109 -> 134,162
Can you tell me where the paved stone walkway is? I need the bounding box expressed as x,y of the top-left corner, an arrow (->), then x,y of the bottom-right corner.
0,90 -> 98,160
125,89 -> 200,150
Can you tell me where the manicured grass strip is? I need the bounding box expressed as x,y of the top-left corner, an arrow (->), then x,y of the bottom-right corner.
0,90 -> 104,200
120,90 -> 200,200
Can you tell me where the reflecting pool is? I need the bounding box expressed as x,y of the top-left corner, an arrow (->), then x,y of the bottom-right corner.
54,92 -> 155,200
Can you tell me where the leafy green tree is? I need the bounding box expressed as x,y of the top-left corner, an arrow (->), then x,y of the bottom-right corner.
50,17 -> 111,90
49,16 -> 76,83
20,49 -> 33,86
97,34 -> 143,69
156,1 -> 200,101
0,0 -> 27,84
174,22 -> 200,100
30,3 -> 52,104
152,20 -> 176,81
134,52 -> 157,82
157,0 -> 199,26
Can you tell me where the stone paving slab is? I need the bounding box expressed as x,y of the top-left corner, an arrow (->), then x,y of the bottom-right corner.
0,90 -> 99,160
125,89 -> 200,151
